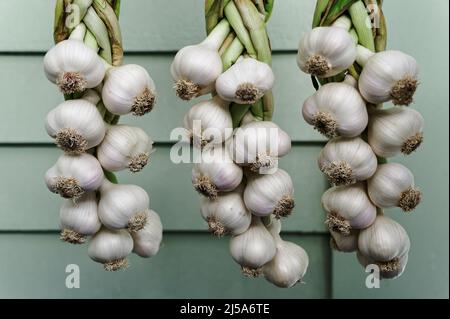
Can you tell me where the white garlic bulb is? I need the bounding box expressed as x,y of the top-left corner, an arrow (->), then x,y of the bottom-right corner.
45,99 -> 106,155
131,209 -> 163,258
45,153 -> 104,199
321,183 -> 376,235
231,121 -> 291,173
229,217 -> 277,277
215,57 -> 275,104
358,215 -> 410,279
88,228 -> 133,271
200,189 -> 251,236
367,163 -> 422,212
192,145 -> 243,199
97,124 -> 154,173
263,228 -> 309,288
318,137 -> 377,186
183,96 -> 232,147
302,82 -> 368,138
59,192 -> 101,244
368,106 -> 424,157
81,89 -> 101,106
43,39 -> 105,94
98,179 -> 151,232
171,20 -> 230,100
102,64 -> 156,116
358,50 -> 419,106
330,229 -> 359,253
244,169 -> 295,219
297,27 -> 357,78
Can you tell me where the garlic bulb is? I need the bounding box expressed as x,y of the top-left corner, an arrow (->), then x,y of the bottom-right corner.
45,99 -> 106,154
59,192 -> 101,244
367,163 -> 422,212
97,124 -> 153,173
358,50 -> 419,106
330,229 -> 359,253
368,106 -> 424,157
88,228 -> 133,271
215,57 -> 275,104
43,39 -> 105,94
297,27 -> 357,78
358,215 -> 410,279
45,153 -> 104,199
200,189 -> 251,236
131,209 -> 163,258
102,64 -> 156,116
263,227 -> 309,288
231,121 -> 291,173
98,179 -> 150,232
192,145 -> 243,199
322,183 -> 376,235
244,169 -> 295,219
171,20 -> 230,100
318,137 -> 377,186
183,96 -> 232,147
302,82 -> 368,138
229,217 -> 277,277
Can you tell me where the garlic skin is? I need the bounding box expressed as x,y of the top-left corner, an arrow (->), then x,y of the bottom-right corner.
297,27 -> 357,78
229,217 -> 277,277
43,39 -> 105,94
192,145 -> 243,199
131,209 -> 163,258
318,137 -> 377,186
368,163 -> 422,212
231,121 -> 291,173
88,228 -> 134,271
98,179 -> 150,232
102,64 -> 156,116
358,215 -> 410,279
200,189 -> 251,236
171,20 -> 229,100
322,183 -> 376,235
330,229 -> 359,253
244,169 -> 295,219
368,106 -> 424,157
45,99 -> 106,155
240,110 -> 260,126
97,124 -> 154,173
81,89 -> 101,105
215,57 -> 275,104
45,153 -> 104,199
359,50 -> 419,106
263,234 -> 309,288
302,82 -> 368,138
183,96 -> 232,147
59,192 -> 101,244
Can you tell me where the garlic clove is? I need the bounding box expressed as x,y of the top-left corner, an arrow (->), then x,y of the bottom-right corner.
229,217 -> 277,277
318,137 -> 377,186
44,153 -> 104,199
45,99 -> 106,155
88,228 -> 134,271
367,163 -> 422,212
368,106 -> 424,157
102,64 -> 156,116
244,169 -> 295,219
359,50 -> 419,106
59,192 -> 101,245
297,27 -> 357,78
131,209 -> 163,258
44,39 -> 105,94
330,229 -> 359,253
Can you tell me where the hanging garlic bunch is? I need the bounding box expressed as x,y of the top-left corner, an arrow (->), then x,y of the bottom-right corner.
45,0 -> 163,270
298,0 -> 424,280
173,0 -> 308,287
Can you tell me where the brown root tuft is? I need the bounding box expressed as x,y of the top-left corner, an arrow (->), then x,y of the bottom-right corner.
378,257 -> 401,273
391,75 -> 418,106
127,212 -> 148,232
132,87 -> 155,116
55,128 -> 88,155
175,79 -> 201,101
207,217 -> 228,237
312,112 -> 338,138
399,187 -> 422,212
54,177 -> 84,199
305,55 -> 330,77
325,212 -> 351,235
273,195 -> 295,219
322,161 -> 354,186
235,83 -> 263,104
194,176 -> 218,199
103,258 -> 129,271
128,153 -> 150,173
60,229 -> 86,244
250,154 -> 274,173
402,132 -> 423,155
56,72 -> 87,95
241,266 -> 262,278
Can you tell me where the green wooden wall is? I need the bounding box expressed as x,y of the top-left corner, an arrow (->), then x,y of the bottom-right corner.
0,0 -> 448,298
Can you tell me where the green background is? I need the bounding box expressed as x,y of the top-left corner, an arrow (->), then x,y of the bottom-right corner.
0,0 -> 448,298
